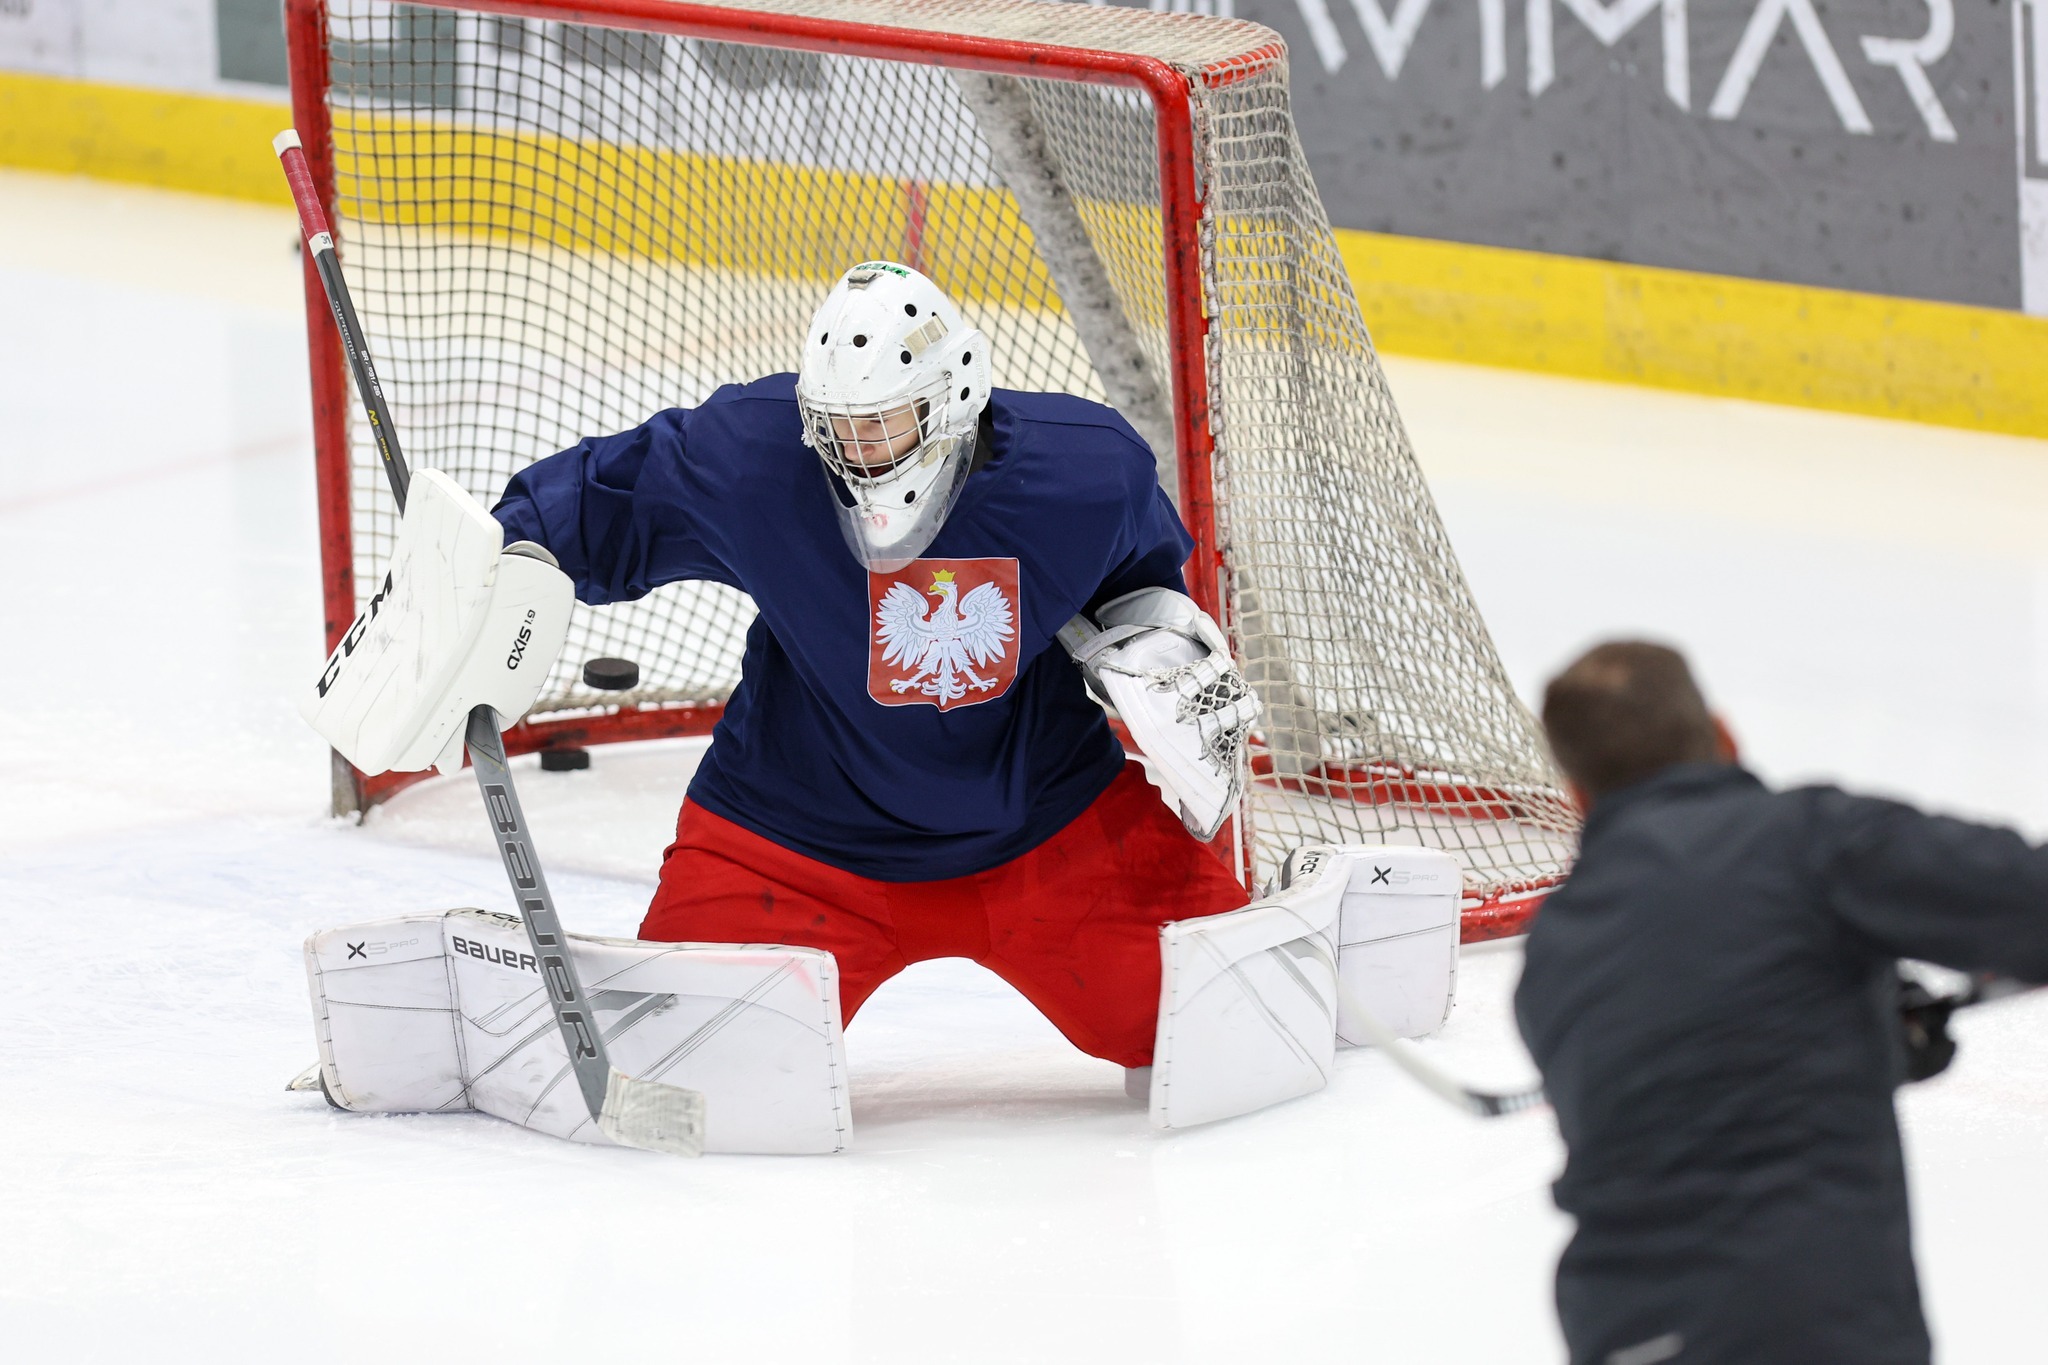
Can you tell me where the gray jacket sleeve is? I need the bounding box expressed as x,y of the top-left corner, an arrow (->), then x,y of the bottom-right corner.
1816,789 -> 2048,981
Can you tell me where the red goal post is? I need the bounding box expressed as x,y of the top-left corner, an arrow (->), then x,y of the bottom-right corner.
283,0 -> 1576,940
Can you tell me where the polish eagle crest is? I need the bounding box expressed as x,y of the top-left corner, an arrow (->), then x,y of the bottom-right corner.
873,568 -> 1016,707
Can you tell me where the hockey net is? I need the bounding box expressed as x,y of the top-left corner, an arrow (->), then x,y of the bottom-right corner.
286,0 -> 1577,935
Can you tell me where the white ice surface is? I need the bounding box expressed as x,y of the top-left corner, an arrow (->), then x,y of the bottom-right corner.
3,168 -> 2046,1362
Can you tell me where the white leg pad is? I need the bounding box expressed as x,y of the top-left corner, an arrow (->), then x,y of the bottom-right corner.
305,909 -> 850,1154
1149,849 -> 1347,1129
1315,846 -> 1462,1045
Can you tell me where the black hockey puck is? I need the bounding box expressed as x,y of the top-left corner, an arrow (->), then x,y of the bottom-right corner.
583,657 -> 640,691
540,747 -> 591,772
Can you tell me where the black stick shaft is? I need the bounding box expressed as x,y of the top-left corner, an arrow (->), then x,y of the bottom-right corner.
276,129 -> 612,1123
310,247 -> 410,510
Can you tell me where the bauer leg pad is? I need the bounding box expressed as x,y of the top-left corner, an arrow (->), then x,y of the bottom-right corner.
1149,849 -> 1347,1129
1300,845 -> 1461,1045
303,909 -> 850,1154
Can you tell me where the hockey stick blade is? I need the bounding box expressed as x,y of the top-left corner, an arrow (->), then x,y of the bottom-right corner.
599,1068 -> 708,1158
1337,982 -> 1546,1120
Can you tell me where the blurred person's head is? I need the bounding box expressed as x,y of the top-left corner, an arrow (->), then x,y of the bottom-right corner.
1541,641 -> 1737,811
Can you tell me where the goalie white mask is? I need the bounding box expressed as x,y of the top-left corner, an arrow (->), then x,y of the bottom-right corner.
796,261 -> 992,572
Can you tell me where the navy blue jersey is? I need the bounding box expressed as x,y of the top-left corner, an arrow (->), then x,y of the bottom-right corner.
492,375 -> 1191,881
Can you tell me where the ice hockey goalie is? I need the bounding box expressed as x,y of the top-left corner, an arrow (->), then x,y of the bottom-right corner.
300,262 -> 1446,1150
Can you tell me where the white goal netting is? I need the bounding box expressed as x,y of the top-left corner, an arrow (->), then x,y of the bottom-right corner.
307,0 -> 1576,904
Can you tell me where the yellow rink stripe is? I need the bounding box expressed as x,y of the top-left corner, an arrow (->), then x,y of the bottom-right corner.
0,69 -> 296,204
8,67 -> 2046,441
1337,229 -> 2048,441
325,111 -> 1066,310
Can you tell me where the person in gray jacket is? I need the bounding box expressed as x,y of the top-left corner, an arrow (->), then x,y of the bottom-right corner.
1515,640 -> 2048,1365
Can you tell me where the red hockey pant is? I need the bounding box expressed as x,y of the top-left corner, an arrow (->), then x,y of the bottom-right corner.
638,762 -> 1249,1068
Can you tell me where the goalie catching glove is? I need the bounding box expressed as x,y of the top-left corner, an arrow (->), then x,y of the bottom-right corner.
301,468 -> 573,775
1059,587 -> 1260,840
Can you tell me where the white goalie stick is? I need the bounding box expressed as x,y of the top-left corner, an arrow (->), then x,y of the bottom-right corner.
1335,981 -> 1547,1120
1344,965 -> 2039,1121
275,130 -> 704,1157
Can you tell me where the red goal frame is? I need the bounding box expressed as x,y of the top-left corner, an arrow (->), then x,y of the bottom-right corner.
282,0 -> 1557,940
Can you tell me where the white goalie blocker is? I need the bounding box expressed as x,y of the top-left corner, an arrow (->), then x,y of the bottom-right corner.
1148,845 -> 1461,1129
302,467 -> 573,775
301,909 -> 851,1154
1061,587 -> 1260,840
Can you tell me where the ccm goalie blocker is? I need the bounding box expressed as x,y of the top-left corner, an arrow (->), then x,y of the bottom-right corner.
301,467 -> 573,776
1060,587 -> 1260,840
296,909 -> 851,1154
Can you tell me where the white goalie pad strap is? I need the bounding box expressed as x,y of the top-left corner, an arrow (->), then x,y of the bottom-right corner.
300,468 -> 574,776
304,909 -> 850,1155
1063,587 -> 1260,841
1290,845 -> 1463,1046
1149,850 -> 1346,1129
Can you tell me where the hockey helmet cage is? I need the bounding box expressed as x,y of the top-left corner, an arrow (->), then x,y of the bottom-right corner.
796,262 -> 992,571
